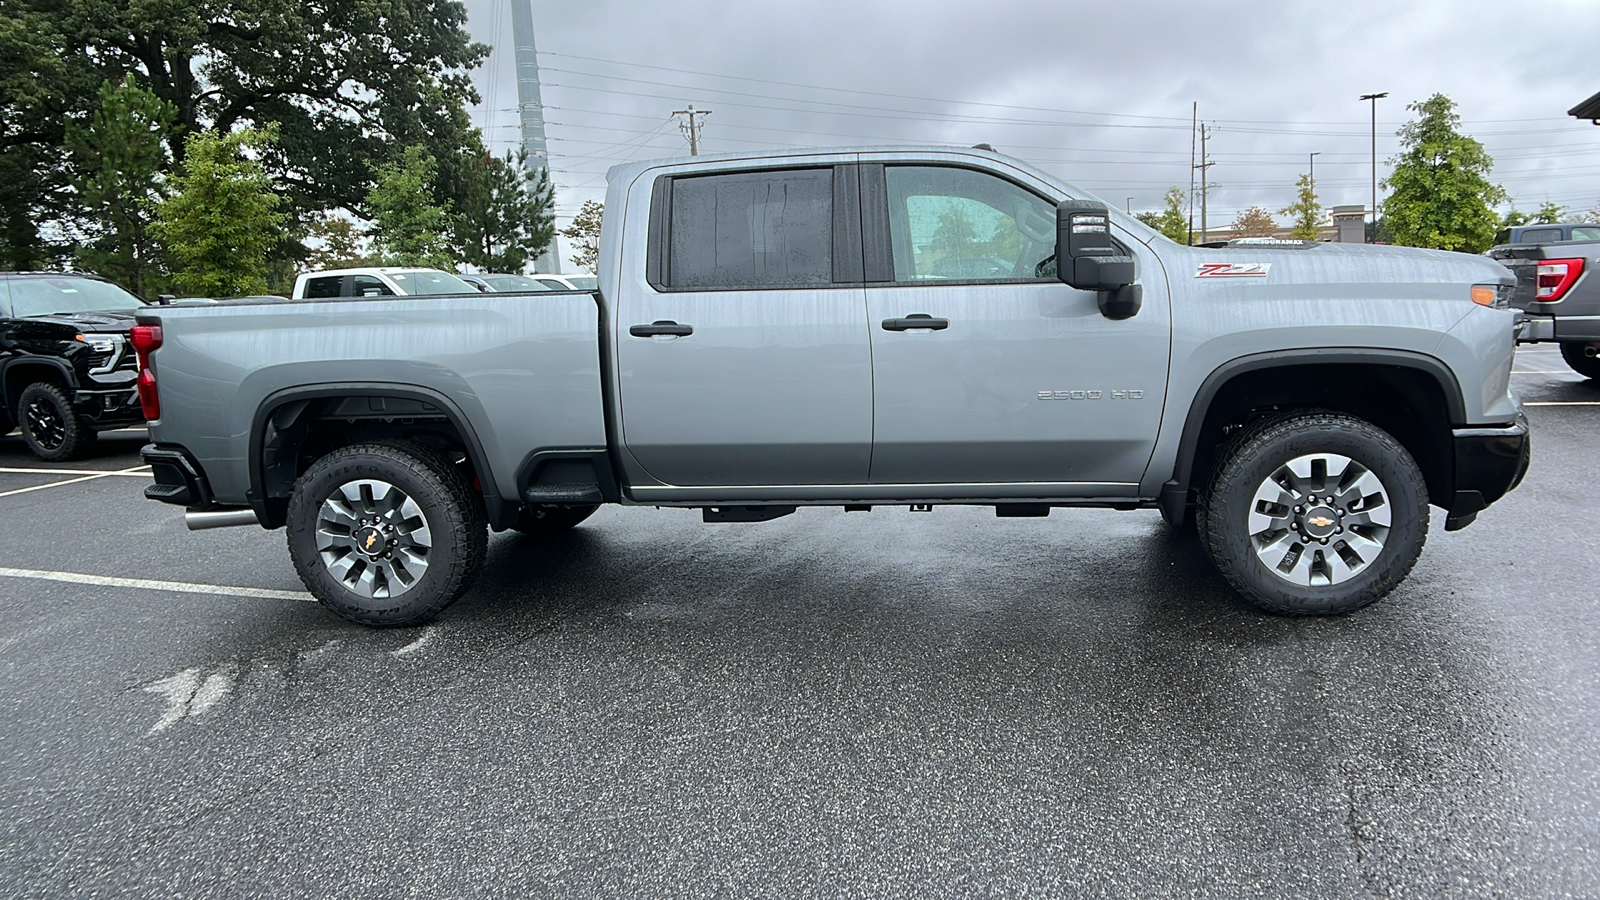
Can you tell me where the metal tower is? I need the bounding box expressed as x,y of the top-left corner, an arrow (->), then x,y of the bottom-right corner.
510,0 -> 560,274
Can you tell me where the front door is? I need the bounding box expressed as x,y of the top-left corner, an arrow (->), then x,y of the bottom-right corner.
616,165 -> 873,487
863,163 -> 1170,489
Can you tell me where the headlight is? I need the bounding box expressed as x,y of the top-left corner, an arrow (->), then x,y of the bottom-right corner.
1470,283 -> 1513,309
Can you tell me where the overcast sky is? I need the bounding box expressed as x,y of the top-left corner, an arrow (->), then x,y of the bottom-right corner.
460,0 -> 1600,263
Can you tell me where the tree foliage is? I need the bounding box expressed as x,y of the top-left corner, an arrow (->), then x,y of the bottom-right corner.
367,146 -> 454,268
0,0 -> 487,263
454,148 -> 556,273
562,200 -> 605,273
1382,94 -> 1506,253
1135,187 -> 1190,244
1230,206 -> 1278,238
1279,175 -> 1323,241
65,79 -> 176,295
305,215 -> 371,271
152,129 -> 284,297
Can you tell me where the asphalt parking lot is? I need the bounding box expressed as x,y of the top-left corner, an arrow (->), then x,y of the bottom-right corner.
2,346 -> 1597,898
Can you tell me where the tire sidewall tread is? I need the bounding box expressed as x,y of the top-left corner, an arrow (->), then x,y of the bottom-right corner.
287,440 -> 486,627
18,382 -> 93,462
1198,410 -> 1429,616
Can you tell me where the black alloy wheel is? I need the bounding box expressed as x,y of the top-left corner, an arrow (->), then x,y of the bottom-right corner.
17,382 -> 94,462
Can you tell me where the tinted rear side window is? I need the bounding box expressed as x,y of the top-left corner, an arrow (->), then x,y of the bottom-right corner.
1519,229 -> 1561,244
1572,226 -> 1600,242
667,169 -> 833,289
305,276 -> 343,298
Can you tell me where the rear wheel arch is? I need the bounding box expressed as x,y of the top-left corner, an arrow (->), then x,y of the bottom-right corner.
1164,351 -> 1464,524
249,385 -> 510,530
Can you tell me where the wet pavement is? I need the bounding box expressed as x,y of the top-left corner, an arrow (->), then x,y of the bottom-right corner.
1,347 -> 1597,898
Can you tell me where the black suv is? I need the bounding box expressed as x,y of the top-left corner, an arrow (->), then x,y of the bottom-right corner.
1,272 -> 151,460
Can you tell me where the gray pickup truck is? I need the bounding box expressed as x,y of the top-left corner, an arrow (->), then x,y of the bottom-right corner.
135,146 -> 1529,626
1488,237 -> 1600,378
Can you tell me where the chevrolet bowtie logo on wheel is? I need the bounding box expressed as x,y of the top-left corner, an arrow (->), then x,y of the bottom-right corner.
1309,516 -> 1335,528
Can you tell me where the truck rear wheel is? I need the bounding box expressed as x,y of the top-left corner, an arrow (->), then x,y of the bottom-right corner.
1198,411 -> 1428,616
512,503 -> 598,539
1560,341 -> 1600,380
287,441 -> 486,627
18,382 -> 95,461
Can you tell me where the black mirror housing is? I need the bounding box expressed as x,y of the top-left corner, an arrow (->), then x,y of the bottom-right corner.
1057,199 -> 1140,318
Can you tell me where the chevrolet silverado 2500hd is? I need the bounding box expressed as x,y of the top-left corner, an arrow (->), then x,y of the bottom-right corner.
135,146 -> 1529,626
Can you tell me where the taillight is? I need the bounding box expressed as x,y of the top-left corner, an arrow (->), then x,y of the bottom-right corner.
1535,258 -> 1585,301
130,324 -> 162,420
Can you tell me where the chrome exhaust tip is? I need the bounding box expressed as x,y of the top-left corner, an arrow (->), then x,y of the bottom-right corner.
185,508 -> 261,531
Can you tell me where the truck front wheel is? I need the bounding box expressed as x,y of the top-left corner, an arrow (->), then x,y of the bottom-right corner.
287,441 -> 487,627
1198,412 -> 1428,616
18,382 -> 95,461
1560,341 -> 1600,380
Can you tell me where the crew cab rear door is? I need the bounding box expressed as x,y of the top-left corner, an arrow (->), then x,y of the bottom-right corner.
614,162 -> 873,486
860,160 -> 1171,490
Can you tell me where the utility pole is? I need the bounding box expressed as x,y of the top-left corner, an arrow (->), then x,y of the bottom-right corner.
1309,151 -> 1321,192
1193,123 -> 1215,243
672,105 -> 712,156
1360,92 -> 1388,233
509,0 -> 559,274
1188,102 -> 1197,244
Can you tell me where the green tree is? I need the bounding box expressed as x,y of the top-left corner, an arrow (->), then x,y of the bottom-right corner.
1279,174 -> 1323,241
367,145 -> 454,268
1499,209 -> 1531,230
1382,94 -> 1506,253
65,79 -> 176,295
1230,206 -> 1278,238
1534,201 -> 1567,224
453,147 -> 556,273
1135,187 -> 1189,244
152,129 -> 283,296
305,214 -> 370,270
561,200 -> 604,273
0,8 -> 99,268
1,0 -> 486,235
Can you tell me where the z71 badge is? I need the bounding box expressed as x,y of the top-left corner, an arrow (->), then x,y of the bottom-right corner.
1196,262 -> 1271,278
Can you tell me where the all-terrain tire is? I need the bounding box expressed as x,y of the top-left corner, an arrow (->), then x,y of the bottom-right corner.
287,441 -> 487,627
511,503 -> 598,539
18,382 -> 96,461
1197,411 -> 1428,616
1560,342 -> 1600,380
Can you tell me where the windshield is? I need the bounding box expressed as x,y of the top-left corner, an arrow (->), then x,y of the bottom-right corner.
385,270 -> 477,295
8,276 -> 147,317
479,274 -> 554,292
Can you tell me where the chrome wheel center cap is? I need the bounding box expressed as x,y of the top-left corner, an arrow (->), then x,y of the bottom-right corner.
1303,506 -> 1339,539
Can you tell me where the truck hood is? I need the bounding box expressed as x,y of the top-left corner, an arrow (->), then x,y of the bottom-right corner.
18,308 -> 143,333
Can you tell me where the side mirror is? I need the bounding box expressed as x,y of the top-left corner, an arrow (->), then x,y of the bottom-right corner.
1057,199 -> 1142,320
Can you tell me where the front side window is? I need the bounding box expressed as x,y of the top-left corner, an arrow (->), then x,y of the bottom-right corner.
351,275 -> 394,297
885,166 -> 1056,283
667,168 -> 833,289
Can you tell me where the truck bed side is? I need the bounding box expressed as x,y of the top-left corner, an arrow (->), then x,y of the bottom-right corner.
144,293 -> 607,519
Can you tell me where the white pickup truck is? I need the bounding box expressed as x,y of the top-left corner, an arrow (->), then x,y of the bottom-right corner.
290,267 -> 481,300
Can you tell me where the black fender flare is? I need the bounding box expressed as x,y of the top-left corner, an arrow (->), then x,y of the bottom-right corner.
248,383 -> 510,530
1159,348 -> 1467,523
0,357 -> 79,417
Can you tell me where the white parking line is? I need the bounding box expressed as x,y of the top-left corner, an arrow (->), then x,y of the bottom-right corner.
0,467 -> 150,477
1511,371 -> 1572,375
0,566 -> 313,602
0,465 -> 150,498
1525,401 -> 1600,406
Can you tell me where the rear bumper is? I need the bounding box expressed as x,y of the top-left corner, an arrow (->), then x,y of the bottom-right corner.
1444,411 -> 1530,530
1515,313 -> 1600,343
141,443 -> 215,508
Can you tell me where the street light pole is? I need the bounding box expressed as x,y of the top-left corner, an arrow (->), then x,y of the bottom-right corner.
1360,92 -> 1388,232
1309,151 -> 1321,193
